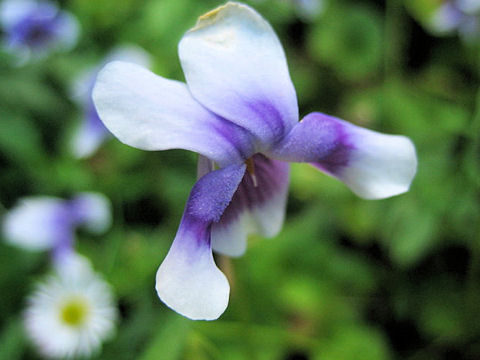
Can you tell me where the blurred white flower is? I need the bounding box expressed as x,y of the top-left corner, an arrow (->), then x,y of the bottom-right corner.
24,253 -> 117,359
429,0 -> 480,41
70,45 -> 153,159
457,0 -> 480,15
293,0 -> 324,21
2,193 -> 111,258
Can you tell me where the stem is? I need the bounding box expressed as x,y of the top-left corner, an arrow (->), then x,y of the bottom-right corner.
384,0 -> 405,80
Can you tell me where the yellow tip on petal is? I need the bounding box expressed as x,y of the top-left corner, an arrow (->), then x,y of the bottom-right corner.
192,2 -> 253,31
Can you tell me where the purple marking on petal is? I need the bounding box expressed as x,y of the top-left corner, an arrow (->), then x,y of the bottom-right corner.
312,125 -> 354,175
85,97 -> 110,141
246,100 -> 287,147
218,154 -> 289,226
174,217 -> 210,250
210,118 -> 255,160
50,203 -> 76,262
186,163 -> 247,224
267,112 -> 355,174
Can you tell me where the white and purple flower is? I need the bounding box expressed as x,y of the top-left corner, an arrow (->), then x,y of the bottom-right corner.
0,0 -> 79,64
430,0 -> 480,40
24,253 -> 117,359
2,192 -> 111,262
70,45 -> 152,158
92,2 -> 417,320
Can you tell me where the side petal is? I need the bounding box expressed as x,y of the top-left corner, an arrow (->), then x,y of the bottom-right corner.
179,2 -> 298,149
156,164 -> 246,320
2,197 -> 69,251
92,61 -> 253,166
268,112 -> 417,199
212,154 -> 290,257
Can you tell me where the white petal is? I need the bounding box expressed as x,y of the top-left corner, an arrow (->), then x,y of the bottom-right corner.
72,45 -> 152,105
334,129 -> 417,200
70,119 -> 108,159
251,185 -> 289,237
457,0 -> 480,14
269,112 -> 416,200
179,2 -> 298,147
92,61 -> 250,166
156,231 -> 229,321
24,254 -> 117,358
2,197 -> 65,251
56,11 -> 80,51
71,193 -> 111,234
0,0 -> 37,28
211,214 -> 250,257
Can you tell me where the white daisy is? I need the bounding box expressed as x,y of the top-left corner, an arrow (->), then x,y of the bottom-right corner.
24,254 -> 117,359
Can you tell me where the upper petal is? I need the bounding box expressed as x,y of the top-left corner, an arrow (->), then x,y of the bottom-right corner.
156,164 -> 246,320
268,112 -> 417,199
178,2 -> 298,149
92,61 -> 253,166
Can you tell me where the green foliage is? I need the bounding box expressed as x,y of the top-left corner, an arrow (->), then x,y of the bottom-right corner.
1,0 -> 479,359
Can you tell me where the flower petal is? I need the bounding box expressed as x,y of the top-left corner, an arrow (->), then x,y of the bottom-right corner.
70,107 -> 109,159
68,192 -> 111,234
2,197 -> 68,251
212,154 -> 290,257
156,164 -> 246,320
268,112 -> 417,199
0,0 -> 36,29
93,61 -> 253,166
178,2 -> 298,149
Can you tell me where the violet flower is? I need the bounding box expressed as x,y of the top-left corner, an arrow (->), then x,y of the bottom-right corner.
430,0 -> 480,41
92,2 -> 417,320
0,0 -> 79,64
71,45 -> 152,158
2,193 -> 111,263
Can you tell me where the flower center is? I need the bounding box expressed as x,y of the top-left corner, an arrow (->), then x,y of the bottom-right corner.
245,157 -> 258,187
60,297 -> 90,327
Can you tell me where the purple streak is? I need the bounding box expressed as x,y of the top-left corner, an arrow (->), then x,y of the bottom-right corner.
267,112 -> 354,174
217,154 -> 289,226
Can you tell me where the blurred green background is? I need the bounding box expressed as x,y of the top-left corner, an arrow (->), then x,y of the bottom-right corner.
1,0 -> 479,359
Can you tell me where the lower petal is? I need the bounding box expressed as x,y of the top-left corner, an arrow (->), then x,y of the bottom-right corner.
156,218 -> 229,321
156,164 -> 246,320
268,112 -> 417,200
212,154 -> 290,257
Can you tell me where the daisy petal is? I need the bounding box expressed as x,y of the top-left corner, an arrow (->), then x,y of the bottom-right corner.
2,197 -> 69,251
156,164 -> 246,320
93,61 -> 252,166
268,112 -> 417,199
179,2 -> 298,149
212,154 -> 290,257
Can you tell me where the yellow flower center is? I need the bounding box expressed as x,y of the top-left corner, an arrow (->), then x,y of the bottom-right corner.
60,297 -> 90,327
